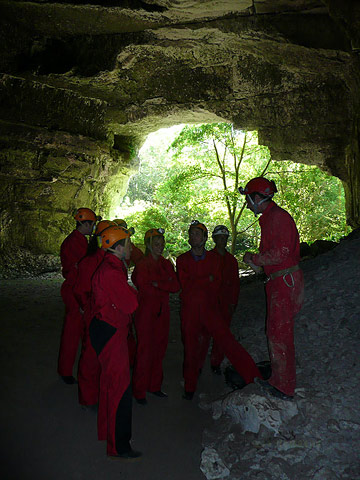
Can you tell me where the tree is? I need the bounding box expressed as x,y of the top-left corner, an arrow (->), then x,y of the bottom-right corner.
167,123 -> 272,254
122,123 -> 350,258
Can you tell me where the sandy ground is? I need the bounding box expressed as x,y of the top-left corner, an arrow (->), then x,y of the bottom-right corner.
0,275 -> 228,480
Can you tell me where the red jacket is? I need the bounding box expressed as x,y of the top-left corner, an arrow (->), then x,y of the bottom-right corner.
252,201 -> 300,276
208,248 -> 240,307
176,250 -> 221,306
130,243 -> 145,265
132,254 -> 180,302
90,253 -> 138,329
73,248 -> 106,310
60,229 -> 88,284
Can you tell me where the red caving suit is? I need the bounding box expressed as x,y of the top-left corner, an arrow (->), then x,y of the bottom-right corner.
126,243 -> 145,364
208,248 -> 240,367
251,200 -> 304,396
176,250 -> 261,393
90,253 -> 138,456
131,254 -> 180,399
128,243 -> 145,266
58,229 -> 88,377
73,248 -> 106,406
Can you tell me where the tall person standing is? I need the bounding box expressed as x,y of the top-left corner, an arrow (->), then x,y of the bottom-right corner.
176,220 -> 262,400
58,207 -> 98,384
90,225 -> 141,459
131,228 -> 180,405
240,177 -> 304,400
207,225 -> 240,374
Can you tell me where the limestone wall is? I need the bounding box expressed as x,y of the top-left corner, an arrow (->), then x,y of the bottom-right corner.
0,0 -> 359,272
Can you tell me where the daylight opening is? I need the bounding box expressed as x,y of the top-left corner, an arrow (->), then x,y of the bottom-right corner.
111,124 -> 351,261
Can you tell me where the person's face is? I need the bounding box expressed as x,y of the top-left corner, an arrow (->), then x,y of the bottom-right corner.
189,227 -> 205,248
246,195 -> 257,213
213,234 -> 228,249
114,237 -> 131,260
83,220 -> 95,235
151,235 -> 165,257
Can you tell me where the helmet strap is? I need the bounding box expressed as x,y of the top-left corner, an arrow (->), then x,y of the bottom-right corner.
247,194 -> 272,216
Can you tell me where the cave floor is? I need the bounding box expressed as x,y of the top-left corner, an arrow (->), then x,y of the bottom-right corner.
0,275 -> 229,480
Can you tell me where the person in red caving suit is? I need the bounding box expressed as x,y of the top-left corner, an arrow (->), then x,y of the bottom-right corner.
74,219 -> 116,407
113,218 -> 144,364
240,177 -> 304,400
131,228 -> 180,405
89,225 -> 141,459
58,207 -> 98,384
176,220 -> 262,400
206,225 -> 240,374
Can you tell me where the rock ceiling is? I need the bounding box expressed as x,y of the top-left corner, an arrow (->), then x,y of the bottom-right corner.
0,0 -> 360,262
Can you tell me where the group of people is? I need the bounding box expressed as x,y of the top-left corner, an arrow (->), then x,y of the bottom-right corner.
57,177 -> 304,459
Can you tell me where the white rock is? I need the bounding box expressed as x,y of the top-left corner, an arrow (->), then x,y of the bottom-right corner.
219,388 -> 298,435
200,448 -> 230,479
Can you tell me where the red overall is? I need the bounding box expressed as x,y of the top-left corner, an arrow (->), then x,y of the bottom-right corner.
90,253 -> 138,456
126,242 -> 145,364
73,248 -> 105,405
58,229 -> 88,377
208,248 -> 240,367
252,201 -> 304,396
129,243 -> 145,266
131,255 -> 180,399
176,250 -> 261,393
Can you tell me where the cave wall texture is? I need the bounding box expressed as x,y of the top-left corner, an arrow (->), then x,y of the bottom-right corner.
0,0 -> 360,272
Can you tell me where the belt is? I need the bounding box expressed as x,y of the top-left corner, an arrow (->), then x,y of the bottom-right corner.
267,264 -> 300,281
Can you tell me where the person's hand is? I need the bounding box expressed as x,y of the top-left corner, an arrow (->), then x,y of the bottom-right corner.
152,281 -> 158,288
79,307 -> 84,315
243,252 -> 253,264
209,274 -> 214,282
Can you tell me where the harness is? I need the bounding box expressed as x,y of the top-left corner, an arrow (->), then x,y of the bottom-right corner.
265,264 -> 300,287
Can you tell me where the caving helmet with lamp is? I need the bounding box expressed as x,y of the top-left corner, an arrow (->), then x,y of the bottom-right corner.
74,208 -> 98,223
100,226 -> 131,253
239,177 -> 277,215
212,225 -> 230,237
188,220 -> 208,240
94,220 -> 117,247
144,228 -> 165,252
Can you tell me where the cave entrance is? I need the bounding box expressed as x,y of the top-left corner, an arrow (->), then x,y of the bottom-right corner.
111,123 -> 350,260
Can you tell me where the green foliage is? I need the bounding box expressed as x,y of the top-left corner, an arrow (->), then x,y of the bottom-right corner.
123,123 -> 350,258
267,162 -> 351,243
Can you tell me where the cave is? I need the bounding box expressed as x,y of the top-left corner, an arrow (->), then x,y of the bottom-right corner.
1,0 -> 360,273
0,0 -> 360,274
1,2 -> 360,478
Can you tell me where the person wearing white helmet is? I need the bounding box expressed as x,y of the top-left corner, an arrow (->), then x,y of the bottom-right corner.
240,177 -> 304,400
177,220 -> 262,400
204,225 -> 240,375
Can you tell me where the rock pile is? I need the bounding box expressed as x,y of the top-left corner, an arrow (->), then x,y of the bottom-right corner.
200,233 -> 360,479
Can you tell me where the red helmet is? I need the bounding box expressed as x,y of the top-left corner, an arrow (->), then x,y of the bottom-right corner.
239,177 -> 277,197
